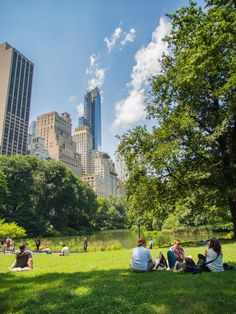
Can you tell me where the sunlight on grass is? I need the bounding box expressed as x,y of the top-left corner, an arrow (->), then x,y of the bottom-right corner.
0,242 -> 236,313
73,286 -> 91,297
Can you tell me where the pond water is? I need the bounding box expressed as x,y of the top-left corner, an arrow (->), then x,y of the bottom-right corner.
37,229 -> 227,249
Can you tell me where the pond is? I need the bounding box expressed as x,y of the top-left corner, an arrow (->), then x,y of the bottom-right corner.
32,229 -> 227,250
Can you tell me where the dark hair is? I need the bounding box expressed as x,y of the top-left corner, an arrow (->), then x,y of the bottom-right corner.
209,238 -> 222,255
19,244 -> 25,251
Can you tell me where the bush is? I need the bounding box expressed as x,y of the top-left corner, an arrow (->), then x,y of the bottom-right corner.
224,231 -> 234,240
0,219 -> 26,239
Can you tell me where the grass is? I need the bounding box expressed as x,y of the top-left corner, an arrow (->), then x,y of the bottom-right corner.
0,243 -> 236,314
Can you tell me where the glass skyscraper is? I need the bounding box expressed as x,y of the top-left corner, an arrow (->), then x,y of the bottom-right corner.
0,42 -> 33,155
82,87 -> 101,151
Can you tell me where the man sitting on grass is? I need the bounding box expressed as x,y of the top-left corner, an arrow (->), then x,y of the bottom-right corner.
130,237 -> 154,272
10,244 -> 33,272
59,244 -> 70,256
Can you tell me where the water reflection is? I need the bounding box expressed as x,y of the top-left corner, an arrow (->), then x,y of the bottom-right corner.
41,229 -> 226,249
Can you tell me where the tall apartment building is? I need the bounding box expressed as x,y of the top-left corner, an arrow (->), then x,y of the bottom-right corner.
115,153 -> 127,183
82,87 -> 101,150
94,152 -> 117,198
73,125 -> 95,174
0,42 -> 33,155
36,112 -> 83,176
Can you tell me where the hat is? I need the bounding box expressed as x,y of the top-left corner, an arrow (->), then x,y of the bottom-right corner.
138,237 -> 146,246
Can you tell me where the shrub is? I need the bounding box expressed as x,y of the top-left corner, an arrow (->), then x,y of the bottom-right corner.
0,219 -> 26,239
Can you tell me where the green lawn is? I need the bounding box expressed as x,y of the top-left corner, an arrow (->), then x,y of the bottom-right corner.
1,243 -> 236,314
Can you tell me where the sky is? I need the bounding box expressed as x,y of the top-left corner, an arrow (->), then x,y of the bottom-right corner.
0,0 -> 204,158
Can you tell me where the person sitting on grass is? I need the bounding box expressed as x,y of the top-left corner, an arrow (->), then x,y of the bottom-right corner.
10,244 -> 33,272
204,238 -> 224,272
154,252 -> 169,270
130,237 -> 154,272
167,239 -> 184,268
172,239 -> 185,261
59,244 -> 70,256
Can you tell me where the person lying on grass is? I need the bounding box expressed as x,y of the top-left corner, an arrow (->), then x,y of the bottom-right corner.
10,244 -> 33,272
130,237 -> 155,272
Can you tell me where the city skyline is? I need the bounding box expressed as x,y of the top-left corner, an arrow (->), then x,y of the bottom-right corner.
0,0 -> 204,157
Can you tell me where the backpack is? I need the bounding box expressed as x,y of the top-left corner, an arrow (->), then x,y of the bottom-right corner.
192,253 -> 219,275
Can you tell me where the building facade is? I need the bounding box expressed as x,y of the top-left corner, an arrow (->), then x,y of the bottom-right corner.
27,137 -> 50,160
83,87 -> 101,150
0,42 -> 34,155
94,152 -> 117,198
36,111 -> 83,176
73,125 -> 95,175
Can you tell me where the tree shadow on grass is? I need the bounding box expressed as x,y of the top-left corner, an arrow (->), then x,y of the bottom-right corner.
0,269 -> 236,314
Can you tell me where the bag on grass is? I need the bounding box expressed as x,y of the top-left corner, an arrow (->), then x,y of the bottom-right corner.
192,253 -> 219,275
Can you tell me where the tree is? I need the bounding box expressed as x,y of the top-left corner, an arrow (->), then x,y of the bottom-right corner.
119,0 -> 236,236
93,196 -> 128,230
0,169 -> 7,207
0,155 -> 98,236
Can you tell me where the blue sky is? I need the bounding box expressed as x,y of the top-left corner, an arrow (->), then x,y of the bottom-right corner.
0,0 -> 204,158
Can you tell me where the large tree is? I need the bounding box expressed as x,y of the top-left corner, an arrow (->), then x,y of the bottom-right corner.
119,0 -> 236,236
0,155 -> 98,236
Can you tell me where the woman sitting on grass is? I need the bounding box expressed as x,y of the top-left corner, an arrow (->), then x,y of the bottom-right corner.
204,238 -> 224,272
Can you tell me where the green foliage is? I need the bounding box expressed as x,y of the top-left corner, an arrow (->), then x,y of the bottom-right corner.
0,219 -> 26,239
0,155 -> 98,236
93,196 -> 128,230
118,0 -> 236,236
0,169 -> 7,207
224,231 -> 234,240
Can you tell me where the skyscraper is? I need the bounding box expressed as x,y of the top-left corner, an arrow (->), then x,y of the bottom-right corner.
83,87 -> 101,150
36,111 -> 83,177
73,125 -> 95,175
0,42 -> 33,155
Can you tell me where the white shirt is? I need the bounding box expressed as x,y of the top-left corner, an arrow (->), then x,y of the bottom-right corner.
131,246 -> 152,271
206,248 -> 224,272
61,246 -> 70,256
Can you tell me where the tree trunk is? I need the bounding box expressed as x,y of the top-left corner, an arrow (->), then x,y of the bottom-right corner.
228,196 -> 236,240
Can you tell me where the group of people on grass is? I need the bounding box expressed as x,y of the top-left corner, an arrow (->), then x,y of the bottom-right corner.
9,243 -> 70,272
130,237 -> 228,273
5,236 -> 234,273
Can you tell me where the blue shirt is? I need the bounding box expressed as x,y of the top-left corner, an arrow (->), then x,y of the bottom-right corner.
131,246 -> 152,271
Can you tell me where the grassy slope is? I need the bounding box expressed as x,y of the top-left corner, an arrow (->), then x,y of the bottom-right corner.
0,243 -> 236,314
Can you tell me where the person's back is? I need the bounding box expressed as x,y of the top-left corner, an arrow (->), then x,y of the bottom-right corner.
61,245 -> 69,256
206,247 -> 224,272
131,238 -> 153,272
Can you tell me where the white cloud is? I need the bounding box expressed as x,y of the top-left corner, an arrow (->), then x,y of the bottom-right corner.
89,54 -> 98,67
87,53 -> 107,90
112,17 -> 171,129
104,27 -> 122,53
69,96 -> 84,117
120,28 -> 136,46
88,67 -> 106,90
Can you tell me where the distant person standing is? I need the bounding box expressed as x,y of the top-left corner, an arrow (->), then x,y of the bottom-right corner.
83,237 -> 88,252
149,239 -> 153,249
35,239 -> 41,252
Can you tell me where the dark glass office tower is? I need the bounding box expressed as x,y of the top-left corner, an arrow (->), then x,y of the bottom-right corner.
0,42 -> 34,155
83,87 -> 101,150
